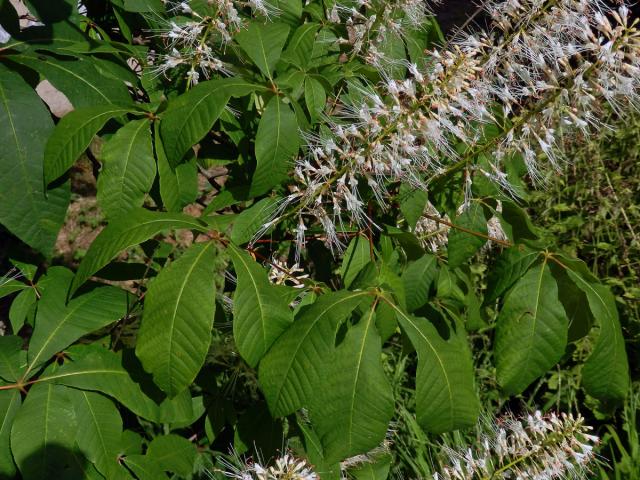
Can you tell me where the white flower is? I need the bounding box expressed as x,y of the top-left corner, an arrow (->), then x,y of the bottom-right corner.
438,411 -> 599,479
220,450 -> 318,480
267,259 -> 309,288
279,0 -> 640,254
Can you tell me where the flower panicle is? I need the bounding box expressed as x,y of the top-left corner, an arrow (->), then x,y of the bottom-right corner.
219,449 -> 318,480
290,0 -> 640,255
151,0 -> 277,84
437,410 -> 600,479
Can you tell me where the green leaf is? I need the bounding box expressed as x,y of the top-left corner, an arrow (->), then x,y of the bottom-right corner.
399,186 -> 428,230
567,271 -> 629,402
500,200 -> 540,241
97,119 -> 157,219
550,265 -> 593,342
230,197 -> 281,245
393,303 -> 480,433
259,290 -> 371,417
402,254 -> 437,312
495,263 -> 569,395
160,78 -> 261,165
0,63 -> 69,256
9,288 -> 37,333
44,105 -> 134,185
0,336 -> 26,382
0,390 -> 21,478
155,123 -> 198,212
147,434 -> 197,476
436,266 -> 465,304
484,247 -> 539,304
447,204 -> 487,268
235,22 -> 290,79
304,76 -> 326,123
136,241 -> 218,396
378,33 -> 406,78
229,245 -> 293,367
10,383 -> 81,480
71,209 -> 208,293
341,235 -> 372,289
269,0 -> 303,25
310,307 -> 394,463
48,347 -> 194,423
281,23 -> 320,68
0,279 -> 27,299
122,0 -> 163,12
122,454 -> 168,479
297,421 -> 341,480
7,54 -> 131,107
67,389 -> 129,479
350,453 -> 392,480
251,97 -> 300,195
26,267 -> 131,379
8,260 -> 37,281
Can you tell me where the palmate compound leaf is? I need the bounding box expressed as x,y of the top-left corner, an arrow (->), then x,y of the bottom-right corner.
67,389 -> 130,479
228,245 -> 293,368
24,267 -> 131,379
160,78 -> 264,166
0,63 -> 69,257
96,118 -> 157,219
566,269 -> 629,402
136,241 -> 218,397
392,302 -> 480,433
495,263 -> 569,395
309,305 -> 394,463
10,383 -> 81,480
71,208 -> 209,294
44,105 -> 136,185
259,290 -> 372,417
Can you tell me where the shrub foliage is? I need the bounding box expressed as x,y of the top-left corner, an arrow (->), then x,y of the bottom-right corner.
0,0 -> 635,478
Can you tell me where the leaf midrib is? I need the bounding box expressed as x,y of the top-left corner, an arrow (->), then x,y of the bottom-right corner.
0,75 -> 36,206
74,215 -> 207,291
520,263 -> 547,370
232,247 -> 269,354
346,306 -> 376,453
13,55 -> 113,104
25,294 -> 94,379
165,242 -> 214,391
271,291 -> 369,412
80,391 -> 111,467
391,303 -> 455,430
570,272 -> 623,387
46,107 -> 130,183
109,119 -> 151,214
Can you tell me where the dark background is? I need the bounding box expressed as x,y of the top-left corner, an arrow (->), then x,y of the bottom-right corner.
433,0 -> 639,35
